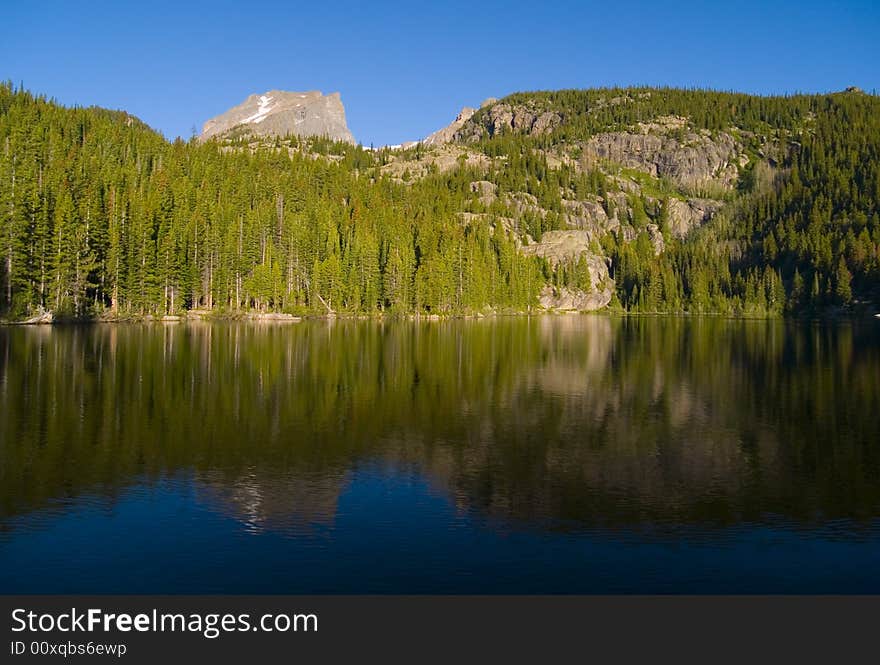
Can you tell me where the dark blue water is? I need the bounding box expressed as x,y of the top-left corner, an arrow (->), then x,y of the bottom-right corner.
1,469 -> 878,593
1,317 -> 879,593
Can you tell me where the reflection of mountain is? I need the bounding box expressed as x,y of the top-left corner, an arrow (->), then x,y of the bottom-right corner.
1,318 -> 879,534
533,314 -> 614,396
195,470 -> 348,535
373,318 -> 880,528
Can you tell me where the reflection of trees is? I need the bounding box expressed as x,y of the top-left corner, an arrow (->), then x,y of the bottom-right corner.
1,317 -> 878,531
399,319 -> 880,527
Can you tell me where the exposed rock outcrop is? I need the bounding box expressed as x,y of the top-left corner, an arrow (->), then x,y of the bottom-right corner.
201,90 -> 355,143
503,191 -> 546,219
521,230 -> 613,311
664,198 -> 724,237
538,285 -> 611,312
380,145 -> 491,181
455,103 -> 746,200
422,98 -> 498,146
423,106 -> 477,146
582,119 -> 743,191
20,308 -> 53,324
455,102 -> 562,141
469,180 -> 497,206
646,224 -> 665,255
561,198 -> 619,236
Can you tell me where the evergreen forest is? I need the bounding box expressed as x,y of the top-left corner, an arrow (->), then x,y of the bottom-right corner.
1,83 -> 878,319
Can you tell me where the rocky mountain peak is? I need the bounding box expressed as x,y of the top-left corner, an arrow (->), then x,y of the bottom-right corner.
200,89 -> 355,143
420,97 -> 499,147
421,106 -> 477,147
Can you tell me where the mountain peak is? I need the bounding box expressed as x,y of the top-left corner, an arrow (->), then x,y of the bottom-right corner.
200,89 -> 354,143
418,97 -> 499,147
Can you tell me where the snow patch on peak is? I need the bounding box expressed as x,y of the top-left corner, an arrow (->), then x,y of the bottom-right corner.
242,95 -> 276,125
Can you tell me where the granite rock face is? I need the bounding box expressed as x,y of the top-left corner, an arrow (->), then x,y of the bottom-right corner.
201,90 -> 355,143
664,198 -> 724,237
646,224 -> 665,255
537,285 -> 611,312
455,102 -> 562,141
457,105 -> 745,195
422,98 -> 497,146
582,118 -> 742,191
521,231 -> 613,311
422,106 -> 477,146
561,199 -> 618,236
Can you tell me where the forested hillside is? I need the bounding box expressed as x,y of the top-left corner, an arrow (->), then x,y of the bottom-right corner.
1,82 -> 878,319
454,86 -> 880,315
0,84 -> 541,319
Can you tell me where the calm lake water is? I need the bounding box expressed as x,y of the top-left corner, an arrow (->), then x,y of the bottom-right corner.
1,316 -> 879,593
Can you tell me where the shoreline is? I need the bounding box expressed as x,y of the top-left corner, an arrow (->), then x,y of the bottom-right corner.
2,307 -> 876,326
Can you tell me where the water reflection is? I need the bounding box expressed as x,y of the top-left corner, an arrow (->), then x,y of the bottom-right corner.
197,469 -> 348,536
1,317 -> 879,591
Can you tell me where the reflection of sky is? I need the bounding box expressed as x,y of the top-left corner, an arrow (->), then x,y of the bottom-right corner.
1,466 -> 878,594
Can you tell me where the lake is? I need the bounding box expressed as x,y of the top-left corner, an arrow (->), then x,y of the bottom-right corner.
1,316 -> 879,593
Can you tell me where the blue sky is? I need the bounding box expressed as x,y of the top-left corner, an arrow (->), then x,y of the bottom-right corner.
3,0 -> 878,146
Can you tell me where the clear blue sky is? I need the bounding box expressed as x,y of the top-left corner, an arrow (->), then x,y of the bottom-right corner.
3,0 -> 878,146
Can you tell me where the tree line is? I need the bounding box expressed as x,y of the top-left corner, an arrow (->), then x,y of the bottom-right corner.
0,83 -> 541,318
1,83 -> 879,318
470,86 -> 880,315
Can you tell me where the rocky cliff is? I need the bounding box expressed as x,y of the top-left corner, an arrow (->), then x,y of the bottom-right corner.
421,98 -> 497,146
453,101 -> 562,141
580,116 -> 745,192
200,90 -> 355,143
521,231 -> 614,311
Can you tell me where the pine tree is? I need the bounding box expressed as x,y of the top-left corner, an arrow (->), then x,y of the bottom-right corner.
834,256 -> 852,305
